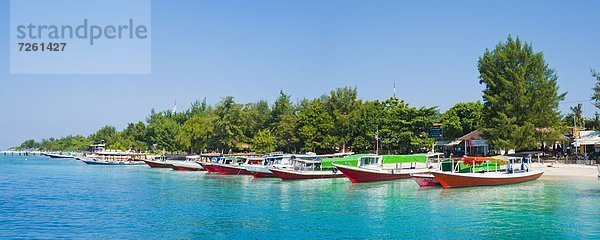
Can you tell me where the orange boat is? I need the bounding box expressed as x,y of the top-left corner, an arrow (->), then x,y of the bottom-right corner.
432,170 -> 543,188
432,156 -> 543,188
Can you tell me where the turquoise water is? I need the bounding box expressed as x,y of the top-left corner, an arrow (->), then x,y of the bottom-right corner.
0,155 -> 598,239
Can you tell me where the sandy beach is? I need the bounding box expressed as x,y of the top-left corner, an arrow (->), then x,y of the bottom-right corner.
535,163 -> 599,181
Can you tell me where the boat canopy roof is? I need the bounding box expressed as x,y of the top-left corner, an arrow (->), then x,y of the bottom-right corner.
457,156 -> 506,165
96,151 -> 146,156
320,154 -> 374,169
380,154 -> 427,164
296,159 -> 321,164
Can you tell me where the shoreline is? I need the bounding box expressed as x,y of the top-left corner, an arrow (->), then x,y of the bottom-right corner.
533,163 -> 598,181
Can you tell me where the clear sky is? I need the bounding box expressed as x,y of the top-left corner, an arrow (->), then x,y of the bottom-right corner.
1,0 -> 599,149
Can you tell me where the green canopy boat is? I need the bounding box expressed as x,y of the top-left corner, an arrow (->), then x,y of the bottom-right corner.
320,154 -> 374,169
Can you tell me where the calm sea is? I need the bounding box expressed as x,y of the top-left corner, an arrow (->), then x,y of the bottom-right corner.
0,155 -> 598,239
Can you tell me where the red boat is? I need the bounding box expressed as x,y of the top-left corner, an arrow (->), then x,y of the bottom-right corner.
411,173 -> 440,187
245,155 -> 297,178
214,164 -> 251,175
199,162 -> 221,173
269,168 -> 345,180
332,154 -> 439,183
333,163 -> 428,183
432,170 -> 543,188
246,166 -> 278,178
249,171 -> 277,178
143,159 -> 174,168
432,155 -> 544,188
171,161 -> 204,171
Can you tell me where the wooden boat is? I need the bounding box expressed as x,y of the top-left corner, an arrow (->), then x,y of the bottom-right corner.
333,153 -> 442,183
432,170 -> 543,188
431,156 -> 543,188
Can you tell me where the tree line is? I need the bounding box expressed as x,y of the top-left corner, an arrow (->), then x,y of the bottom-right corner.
18,87 -> 451,154
15,36 -> 600,154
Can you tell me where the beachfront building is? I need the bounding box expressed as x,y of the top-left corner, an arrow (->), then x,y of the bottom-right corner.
571,130 -> 600,162
434,129 -> 489,157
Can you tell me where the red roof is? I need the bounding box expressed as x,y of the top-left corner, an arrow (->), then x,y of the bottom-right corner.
458,129 -> 484,141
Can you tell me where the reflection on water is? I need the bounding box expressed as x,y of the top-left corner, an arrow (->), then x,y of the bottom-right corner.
0,156 -> 599,239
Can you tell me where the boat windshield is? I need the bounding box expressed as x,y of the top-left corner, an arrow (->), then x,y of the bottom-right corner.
360,156 -> 380,167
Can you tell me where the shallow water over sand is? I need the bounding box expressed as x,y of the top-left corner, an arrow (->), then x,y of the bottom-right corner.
1,155 -> 598,239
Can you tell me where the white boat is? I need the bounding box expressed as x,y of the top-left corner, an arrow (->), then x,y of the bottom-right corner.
80,157 -> 146,165
245,155 -> 295,178
171,156 -> 204,171
43,152 -> 75,159
81,151 -> 148,166
246,153 -> 352,178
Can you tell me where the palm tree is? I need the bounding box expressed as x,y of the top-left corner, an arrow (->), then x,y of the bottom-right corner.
570,103 -> 585,129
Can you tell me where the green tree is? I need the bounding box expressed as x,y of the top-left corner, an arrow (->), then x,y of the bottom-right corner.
296,98 -> 335,152
241,100 -> 271,142
591,69 -> 600,108
270,90 -> 293,125
269,91 -> 299,152
213,96 -> 244,151
378,97 -> 437,153
350,100 -> 385,151
18,139 -> 38,150
146,113 -> 181,152
89,125 -> 117,145
121,122 -> 149,151
324,86 -> 358,152
251,129 -> 277,153
439,101 -> 483,139
585,112 -> 600,130
478,36 -> 566,151
564,103 -> 585,129
177,114 -> 214,153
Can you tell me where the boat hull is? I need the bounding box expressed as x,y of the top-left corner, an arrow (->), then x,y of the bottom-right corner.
411,174 -> 440,187
172,165 -> 203,171
249,170 -> 277,178
270,168 -> 345,180
199,163 -> 220,173
43,153 -> 73,159
333,164 -> 427,183
81,159 -> 146,165
171,163 -> 204,171
432,171 -> 544,188
143,160 -> 174,168
214,164 -> 251,175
